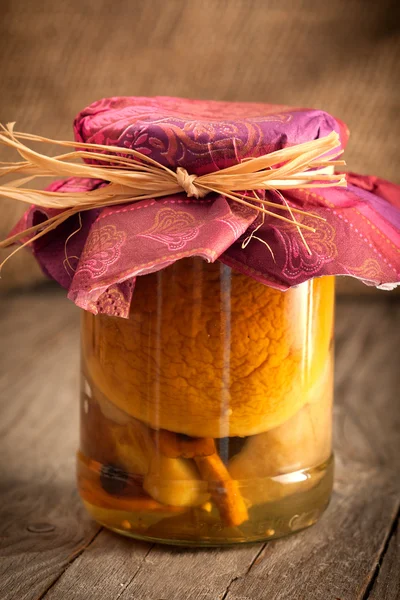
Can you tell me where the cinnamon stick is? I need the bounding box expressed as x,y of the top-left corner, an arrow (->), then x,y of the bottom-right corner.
154,429 -> 248,527
195,453 -> 249,527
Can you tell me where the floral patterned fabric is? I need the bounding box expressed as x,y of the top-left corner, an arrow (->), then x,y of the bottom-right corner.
15,96 -> 400,316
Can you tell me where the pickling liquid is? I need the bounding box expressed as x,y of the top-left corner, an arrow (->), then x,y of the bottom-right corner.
78,260 -> 334,545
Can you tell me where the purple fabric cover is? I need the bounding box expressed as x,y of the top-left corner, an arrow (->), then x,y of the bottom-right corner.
13,97 -> 400,317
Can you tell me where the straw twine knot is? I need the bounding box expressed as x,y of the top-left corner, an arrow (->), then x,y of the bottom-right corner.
176,166 -> 208,199
0,126 -> 347,271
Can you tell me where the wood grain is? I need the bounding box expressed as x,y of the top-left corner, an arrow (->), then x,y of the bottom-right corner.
0,289 -> 399,600
45,467 -> 399,600
223,466 -> 399,600
0,287 -> 101,600
369,520 -> 400,600
44,533 -> 263,600
43,532 -> 153,600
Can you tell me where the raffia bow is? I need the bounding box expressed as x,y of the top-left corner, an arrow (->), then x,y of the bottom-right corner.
0,124 -> 346,267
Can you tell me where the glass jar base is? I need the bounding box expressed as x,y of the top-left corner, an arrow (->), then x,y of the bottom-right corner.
78,454 -> 334,546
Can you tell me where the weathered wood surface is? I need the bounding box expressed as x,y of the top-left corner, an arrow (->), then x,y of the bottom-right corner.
0,287 -> 101,600
369,522 -> 400,600
0,287 -> 399,600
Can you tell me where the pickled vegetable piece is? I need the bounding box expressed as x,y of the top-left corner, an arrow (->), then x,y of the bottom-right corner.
228,363 -> 333,506
82,263 -> 334,438
195,453 -> 249,527
143,454 -> 210,507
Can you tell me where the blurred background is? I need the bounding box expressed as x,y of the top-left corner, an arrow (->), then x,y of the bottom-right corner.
0,0 -> 399,292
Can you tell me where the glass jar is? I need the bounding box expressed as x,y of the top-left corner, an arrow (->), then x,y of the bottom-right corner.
77,258 -> 334,546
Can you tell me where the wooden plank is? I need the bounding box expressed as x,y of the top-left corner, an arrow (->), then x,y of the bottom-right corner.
222,300 -> 400,600
38,298 -> 400,599
368,521 -> 400,600
43,531 -> 153,600
44,532 -> 263,600
43,467 -> 399,600
1,290 -> 399,599
223,465 -> 399,600
0,287 -> 101,600
0,287 -> 263,600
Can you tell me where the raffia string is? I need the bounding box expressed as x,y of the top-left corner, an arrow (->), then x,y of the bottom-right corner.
0,123 -> 346,266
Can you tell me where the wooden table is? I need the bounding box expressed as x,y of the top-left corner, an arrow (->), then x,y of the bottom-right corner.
0,287 -> 399,600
